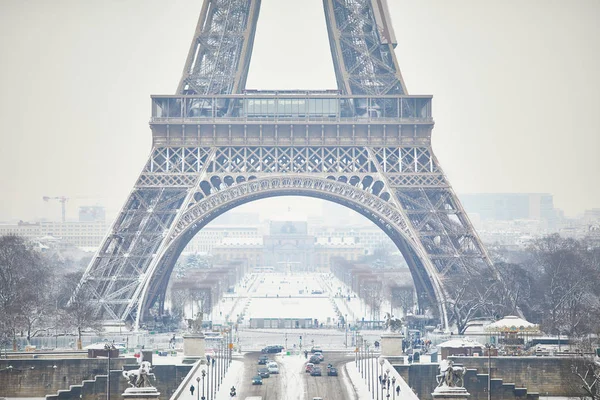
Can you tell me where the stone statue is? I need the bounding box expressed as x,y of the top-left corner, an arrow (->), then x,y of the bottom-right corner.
436,359 -> 465,388
122,361 -> 156,388
384,312 -> 403,332
187,311 -> 204,333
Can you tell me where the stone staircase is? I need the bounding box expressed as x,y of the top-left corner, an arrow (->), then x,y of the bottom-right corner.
464,368 -> 539,400
45,369 -> 121,400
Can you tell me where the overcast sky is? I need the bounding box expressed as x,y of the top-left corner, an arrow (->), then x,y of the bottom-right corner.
0,0 -> 598,222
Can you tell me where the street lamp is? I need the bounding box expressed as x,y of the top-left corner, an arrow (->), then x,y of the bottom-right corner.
378,358 -> 385,400
485,343 -> 493,400
345,314 -> 348,347
195,376 -> 200,400
201,370 -> 206,400
385,368 -> 391,400
366,343 -> 371,392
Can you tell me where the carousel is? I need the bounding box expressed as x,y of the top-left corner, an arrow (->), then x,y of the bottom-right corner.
485,315 -> 540,355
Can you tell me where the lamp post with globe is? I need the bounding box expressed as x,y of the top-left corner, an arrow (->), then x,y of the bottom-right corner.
385,368 -> 391,400
200,370 -> 206,400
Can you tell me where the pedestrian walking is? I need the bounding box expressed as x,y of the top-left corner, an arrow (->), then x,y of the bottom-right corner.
396,385 -> 400,396
190,384 -> 195,396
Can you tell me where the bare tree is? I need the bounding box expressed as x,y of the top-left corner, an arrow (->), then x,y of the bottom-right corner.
391,284 -> 414,317
571,360 -> 600,400
0,236 -> 50,349
529,235 -> 600,336
60,285 -> 103,349
445,269 -> 504,334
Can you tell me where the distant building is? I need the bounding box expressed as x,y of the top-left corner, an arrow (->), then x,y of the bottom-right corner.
314,237 -> 364,268
263,218 -> 315,272
211,237 -> 264,269
459,193 -> 557,226
183,225 -> 262,253
310,226 -> 394,254
0,220 -> 108,248
210,212 -> 367,271
38,221 -> 108,248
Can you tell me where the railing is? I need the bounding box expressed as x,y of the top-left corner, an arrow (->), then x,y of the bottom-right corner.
150,93 -> 433,124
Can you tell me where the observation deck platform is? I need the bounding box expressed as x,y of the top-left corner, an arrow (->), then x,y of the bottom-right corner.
149,91 -> 434,147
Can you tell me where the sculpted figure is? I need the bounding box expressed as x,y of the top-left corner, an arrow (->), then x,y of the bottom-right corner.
436,359 -> 465,388
187,311 -> 204,333
122,361 -> 155,388
383,312 -> 403,332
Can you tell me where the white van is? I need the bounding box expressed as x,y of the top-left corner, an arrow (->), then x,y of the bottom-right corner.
267,361 -> 279,374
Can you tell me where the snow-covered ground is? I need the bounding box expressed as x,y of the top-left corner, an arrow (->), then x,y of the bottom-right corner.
246,297 -> 337,321
321,274 -> 396,324
170,356 -> 244,400
346,358 -> 419,400
274,352 -> 307,400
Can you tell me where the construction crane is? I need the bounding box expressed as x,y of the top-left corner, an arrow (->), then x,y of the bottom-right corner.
43,196 -> 68,222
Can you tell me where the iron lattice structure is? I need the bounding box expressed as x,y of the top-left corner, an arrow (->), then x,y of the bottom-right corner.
76,0 -> 493,329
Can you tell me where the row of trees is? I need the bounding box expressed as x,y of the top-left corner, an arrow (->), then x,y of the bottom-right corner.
0,236 -> 100,350
447,234 -> 600,336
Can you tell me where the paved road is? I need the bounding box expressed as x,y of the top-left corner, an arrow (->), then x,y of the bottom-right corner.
236,351 -> 355,400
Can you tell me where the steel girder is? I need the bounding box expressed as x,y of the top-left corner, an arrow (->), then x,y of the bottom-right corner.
178,0 -> 404,97
74,0 -> 494,329
76,144 -> 491,328
177,0 -> 261,95
323,0 -> 406,95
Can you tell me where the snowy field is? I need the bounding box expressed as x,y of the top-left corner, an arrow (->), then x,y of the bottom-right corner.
246,297 -> 337,321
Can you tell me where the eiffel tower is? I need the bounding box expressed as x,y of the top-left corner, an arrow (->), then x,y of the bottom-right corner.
76,0 -> 494,330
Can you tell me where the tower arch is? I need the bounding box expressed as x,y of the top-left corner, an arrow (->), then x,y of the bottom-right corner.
135,175 -> 447,329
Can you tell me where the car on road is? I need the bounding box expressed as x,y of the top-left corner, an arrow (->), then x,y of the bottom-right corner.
327,367 -> 338,376
309,355 -> 321,364
311,345 -> 322,353
258,355 -> 269,365
261,345 -> 284,353
251,375 -> 263,385
257,368 -> 270,378
267,362 -> 279,374
305,362 -> 315,373
310,366 -> 322,376
313,351 -> 324,361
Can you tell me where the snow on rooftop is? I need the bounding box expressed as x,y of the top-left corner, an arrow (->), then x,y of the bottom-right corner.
437,338 -> 485,349
216,237 -> 263,246
486,315 -> 539,333
315,237 -> 357,246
